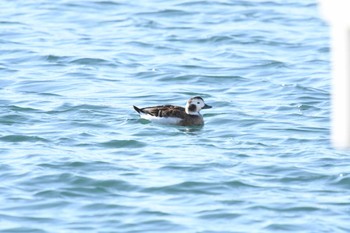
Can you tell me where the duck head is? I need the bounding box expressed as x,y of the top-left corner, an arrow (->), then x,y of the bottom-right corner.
185,96 -> 212,115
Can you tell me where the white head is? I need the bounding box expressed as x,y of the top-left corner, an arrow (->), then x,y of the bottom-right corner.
185,96 -> 212,115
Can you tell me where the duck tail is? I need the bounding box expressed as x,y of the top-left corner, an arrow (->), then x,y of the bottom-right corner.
133,105 -> 142,114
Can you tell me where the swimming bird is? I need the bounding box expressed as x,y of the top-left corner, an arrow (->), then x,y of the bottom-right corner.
133,96 -> 212,126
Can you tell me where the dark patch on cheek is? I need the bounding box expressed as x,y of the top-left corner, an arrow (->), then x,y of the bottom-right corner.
189,104 -> 197,112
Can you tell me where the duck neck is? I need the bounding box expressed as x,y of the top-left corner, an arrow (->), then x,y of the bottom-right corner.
185,109 -> 201,116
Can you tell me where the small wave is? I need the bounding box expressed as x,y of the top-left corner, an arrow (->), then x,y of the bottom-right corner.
9,105 -> 42,113
0,114 -> 30,125
136,9 -> 193,17
99,139 -> 146,148
122,219 -> 186,232
48,103 -> 110,114
198,211 -> 241,220
253,60 -> 288,69
31,173 -> 139,196
0,226 -> 50,233
69,57 -> 115,66
176,0 -> 231,7
92,1 -> 124,7
143,180 -> 254,195
143,181 -> 213,194
0,135 -> 49,143
45,54 -> 72,63
330,174 -> 350,189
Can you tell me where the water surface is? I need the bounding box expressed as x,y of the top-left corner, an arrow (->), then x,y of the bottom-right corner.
1,0 -> 350,232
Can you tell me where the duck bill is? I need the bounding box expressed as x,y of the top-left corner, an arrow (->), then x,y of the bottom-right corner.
202,104 -> 212,109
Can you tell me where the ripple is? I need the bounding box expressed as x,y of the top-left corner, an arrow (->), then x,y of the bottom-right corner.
69,57 -> 115,66
0,226 -> 48,233
0,135 -> 49,143
0,114 -> 29,125
98,139 -> 146,148
26,173 -> 140,199
198,211 -> 241,220
136,9 -> 193,17
331,174 -> 350,189
143,180 -> 256,195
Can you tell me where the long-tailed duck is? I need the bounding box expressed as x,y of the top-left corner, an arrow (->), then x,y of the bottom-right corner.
133,96 -> 212,126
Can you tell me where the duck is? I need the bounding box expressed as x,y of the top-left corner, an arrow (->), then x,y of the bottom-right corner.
133,96 -> 212,126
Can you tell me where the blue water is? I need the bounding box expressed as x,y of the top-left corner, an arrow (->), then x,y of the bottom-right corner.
1,0 -> 350,232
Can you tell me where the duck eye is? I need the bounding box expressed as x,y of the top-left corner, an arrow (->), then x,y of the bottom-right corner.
197,102 -> 200,104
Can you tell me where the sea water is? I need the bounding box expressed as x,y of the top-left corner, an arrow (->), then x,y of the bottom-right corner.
1,0 -> 350,232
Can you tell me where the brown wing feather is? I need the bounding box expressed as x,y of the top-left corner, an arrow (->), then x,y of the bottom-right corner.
140,105 -> 187,118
